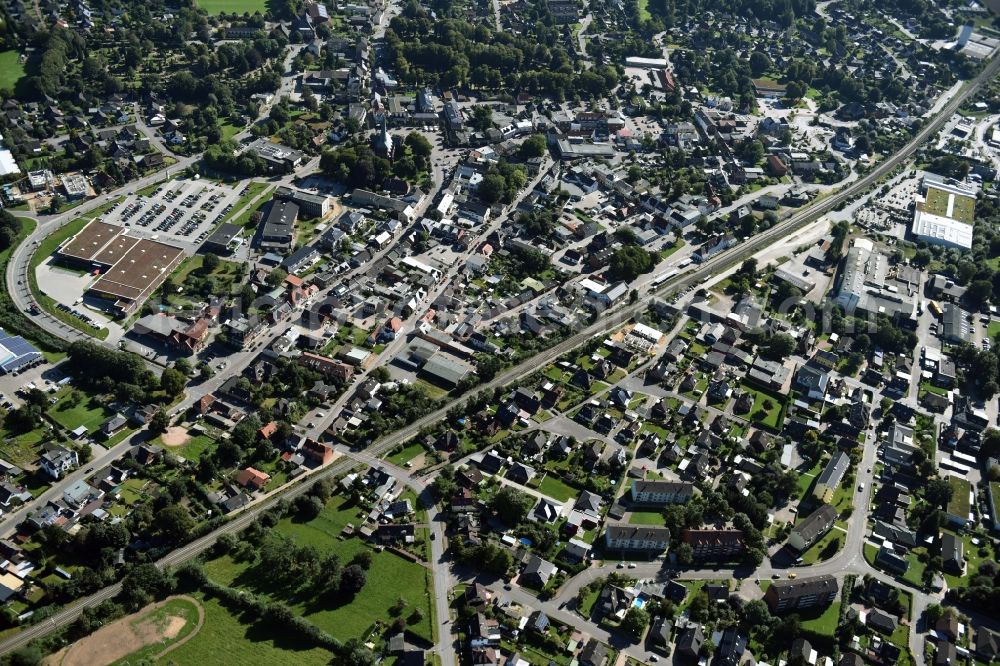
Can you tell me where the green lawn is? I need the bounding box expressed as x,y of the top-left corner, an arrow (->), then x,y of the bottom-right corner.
48,393 -> 114,435
206,507 -> 435,645
0,426 -> 49,467
164,433 -> 217,462
0,51 -> 26,92
799,528 -> 844,565
946,476 -> 971,519
195,0 -> 267,13
799,601 -> 840,636
628,511 -> 666,525
302,550 -> 434,643
989,320 -> 1000,340
158,594 -> 333,666
739,383 -> 786,430
109,597 -> 203,665
224,184 -> 274,227
386,442 -> 425,467
537,474 -> 578,502
636,0 -> 650,21
219,122 -> 242,141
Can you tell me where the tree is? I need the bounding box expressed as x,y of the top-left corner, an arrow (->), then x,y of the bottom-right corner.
203,252 -> 221,273
765,333 -> 796,360
266,268 -> 288,287
621,606 -> 649,640
174,358 -> 193,376
675,542 -> 694,565
160,367 -> 187,397
150,409 -> 170,434
478,173 -> 506,204
491,486 -> 533,524
968,279 -> 993,307
343,639 -> 376,666
159,504 -> 195,542
340,564 -> 367,594
609,246 -> 658,281
9,647 -> 43,666
749,51 -> 772,76
742,599 -> 772,628
519,134 -> 547,159
924,477 -> 954,508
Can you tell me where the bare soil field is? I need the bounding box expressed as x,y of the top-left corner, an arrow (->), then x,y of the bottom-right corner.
46,595 -> 204,666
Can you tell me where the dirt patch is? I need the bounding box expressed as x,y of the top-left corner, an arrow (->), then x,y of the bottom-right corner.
51,595 -> 204,666
161,426 -> 191,448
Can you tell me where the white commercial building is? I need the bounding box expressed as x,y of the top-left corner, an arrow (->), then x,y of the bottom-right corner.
911,210 -> 974,250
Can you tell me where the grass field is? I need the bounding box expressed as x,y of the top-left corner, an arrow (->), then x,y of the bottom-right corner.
537,474 -> 578,502
203,494 -> 436,643
195,0 -> 268,13
628,510 -> 667,525
946,476 -> 971,519
738,383 -> 786,430
48,393 -> 115,435
159,594 -> 332,665
636,0 -> 651,21
799,601 -> 840,636
386,442 -> 425,467
0,51 -> 26,92
225,184 -> 274,228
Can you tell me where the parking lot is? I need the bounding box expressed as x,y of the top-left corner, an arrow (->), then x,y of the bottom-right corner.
98,179 -> 245,251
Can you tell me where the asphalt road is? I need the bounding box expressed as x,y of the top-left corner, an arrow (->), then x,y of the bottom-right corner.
2,49 -> 997,662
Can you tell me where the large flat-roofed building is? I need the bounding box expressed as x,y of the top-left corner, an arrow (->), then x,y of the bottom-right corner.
911,179 -> 977,250
259,200 -> 298,252
202,223 -> 243,255
911,211 -> 973,250
833,240 -> 915,321
58,220 -> 185,315
246,139 -> 304,172
0,330 -> 43,375
274,186 -> 331,218
764,575 -> 838,613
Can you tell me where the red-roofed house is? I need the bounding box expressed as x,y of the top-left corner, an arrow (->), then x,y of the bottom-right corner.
236,467 -> 271,490
259,421 -> 278,440
302,439 -> 335,466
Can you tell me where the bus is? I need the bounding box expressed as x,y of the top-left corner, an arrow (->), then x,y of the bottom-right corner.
928,301 -> 942,317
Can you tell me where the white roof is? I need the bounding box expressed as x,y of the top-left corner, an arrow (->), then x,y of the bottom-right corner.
911,210 -> 974,250
0,149 -> 20,176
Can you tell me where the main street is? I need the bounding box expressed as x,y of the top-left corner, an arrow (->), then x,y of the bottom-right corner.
1,43 -> 998,665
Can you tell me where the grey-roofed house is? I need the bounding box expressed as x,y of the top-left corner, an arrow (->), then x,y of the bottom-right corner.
764,575 -> 838,613
604,524 -> 671,552
814,451 -> 849,503
788,503 -> 837,552
520,555 -> 557,589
